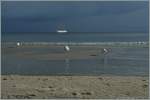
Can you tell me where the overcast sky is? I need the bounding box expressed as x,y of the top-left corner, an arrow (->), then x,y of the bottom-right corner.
1,1 -> 149,33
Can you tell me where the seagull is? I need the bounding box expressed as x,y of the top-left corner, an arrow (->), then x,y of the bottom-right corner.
64,45 -> 70,51
103,48 -> 108,53
17,42 -> 20,46
101,48 -> 109,54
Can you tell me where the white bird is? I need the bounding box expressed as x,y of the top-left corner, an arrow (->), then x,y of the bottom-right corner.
17,42 -> 20,46
64,45 -> 70,51
103,48 -> 108,53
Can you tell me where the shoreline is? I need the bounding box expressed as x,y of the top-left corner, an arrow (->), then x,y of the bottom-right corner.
1,74 -> 149,77
2,41 -> 149,47
1,75 -> 149,99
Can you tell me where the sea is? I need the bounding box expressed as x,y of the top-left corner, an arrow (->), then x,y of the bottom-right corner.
1,32 -> 149,76
2,32 -> 149,42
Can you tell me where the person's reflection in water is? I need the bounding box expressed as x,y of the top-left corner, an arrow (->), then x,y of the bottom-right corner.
64,58 -> 70,92
65,58 -> 70,75
103,51 -> 108,67
102,48 -> 111,67
95,48 -> 110,74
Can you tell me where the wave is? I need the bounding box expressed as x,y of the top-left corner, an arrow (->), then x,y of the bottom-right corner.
2,42 -> 149,47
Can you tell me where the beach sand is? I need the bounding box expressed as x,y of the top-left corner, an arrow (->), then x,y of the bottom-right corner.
1,75 -> 149,99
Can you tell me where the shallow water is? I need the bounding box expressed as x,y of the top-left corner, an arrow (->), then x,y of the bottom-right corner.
2,45 -> 149,76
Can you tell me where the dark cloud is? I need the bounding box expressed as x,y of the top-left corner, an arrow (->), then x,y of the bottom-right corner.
1,1 -> 149,33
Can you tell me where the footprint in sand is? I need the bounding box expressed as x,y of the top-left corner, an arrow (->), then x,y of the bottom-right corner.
2,78 -> 7,80
142,84 -> 148,88
72,92 -> 77,96
81,92 -> 92,95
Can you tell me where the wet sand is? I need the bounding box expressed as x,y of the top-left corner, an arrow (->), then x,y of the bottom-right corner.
2,44 -> 149,76
1,75 -> 149,99
16,47 -> 101,60
3,44 -> 148,60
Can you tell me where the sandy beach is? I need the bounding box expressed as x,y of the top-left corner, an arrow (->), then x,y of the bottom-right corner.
1,75 -> 149,99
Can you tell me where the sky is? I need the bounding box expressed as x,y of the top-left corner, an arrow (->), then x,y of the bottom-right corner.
1,1 -> 149,33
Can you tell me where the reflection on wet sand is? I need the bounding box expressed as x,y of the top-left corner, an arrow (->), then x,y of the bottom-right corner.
65,59 -> 70,74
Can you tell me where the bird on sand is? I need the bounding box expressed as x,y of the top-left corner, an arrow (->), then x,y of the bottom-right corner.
64,45 -> 70,51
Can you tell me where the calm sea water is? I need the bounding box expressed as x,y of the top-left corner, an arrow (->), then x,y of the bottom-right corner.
2,33 -> 149,42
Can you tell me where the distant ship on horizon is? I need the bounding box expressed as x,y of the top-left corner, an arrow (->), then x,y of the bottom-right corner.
57,29 -> 68,33
57,24 -> 68,33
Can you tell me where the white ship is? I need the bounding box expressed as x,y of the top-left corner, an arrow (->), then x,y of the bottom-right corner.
57,29 -> 68,33
57,24 -> 68,33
